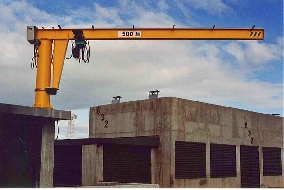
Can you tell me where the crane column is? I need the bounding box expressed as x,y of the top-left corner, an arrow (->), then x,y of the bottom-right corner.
33,40 -> 52,108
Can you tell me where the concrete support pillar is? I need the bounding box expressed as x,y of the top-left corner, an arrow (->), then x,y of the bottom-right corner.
39,119 -> 55,187
151,148 -> 158,184
206,142 -> 210,179
82,145 -> 97,186
236,145 -> 241,186
259,146 -> 263,187
94,145 -> 103,185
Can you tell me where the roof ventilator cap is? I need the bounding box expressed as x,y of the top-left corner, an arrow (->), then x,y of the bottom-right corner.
149,90 -> 160,99
112,96 -> 122,104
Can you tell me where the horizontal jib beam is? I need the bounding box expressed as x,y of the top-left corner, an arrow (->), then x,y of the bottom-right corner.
35,27 -> 264,40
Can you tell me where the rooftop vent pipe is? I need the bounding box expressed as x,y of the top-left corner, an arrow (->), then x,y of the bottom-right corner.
112,96 -> 122,104
149,90 -> 160,99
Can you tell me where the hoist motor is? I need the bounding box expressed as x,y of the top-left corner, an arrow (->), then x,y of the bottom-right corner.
67,29 -> 90,63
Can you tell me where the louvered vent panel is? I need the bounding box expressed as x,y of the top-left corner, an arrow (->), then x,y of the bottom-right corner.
263,147 -> 282,176
210,143 -> 236,178
103,145 -> 151,183
240,145 -> 260,188
175,141 -> 206,179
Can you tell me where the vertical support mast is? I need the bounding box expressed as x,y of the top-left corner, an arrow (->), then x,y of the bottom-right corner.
34,40 -> 52,108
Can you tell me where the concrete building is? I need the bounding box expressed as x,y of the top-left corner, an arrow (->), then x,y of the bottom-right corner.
87,97 -> 283,188
0,103 -> 70,187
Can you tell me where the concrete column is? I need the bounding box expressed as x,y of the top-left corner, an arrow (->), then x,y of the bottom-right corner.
94,145 -> 103,185
82,145 -> 97,186
151,148 -> 158,184
236,145 -> 241,187
206,142 -> 210,179
39,119 -> 55,187
259,146 -> 263,187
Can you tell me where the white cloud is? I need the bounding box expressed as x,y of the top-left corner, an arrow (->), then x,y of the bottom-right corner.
174,0 -> 234,16
244,40 -> 282,64
93,3 -> 124,27
225,40 -> 282,65
225,42 -> 245,63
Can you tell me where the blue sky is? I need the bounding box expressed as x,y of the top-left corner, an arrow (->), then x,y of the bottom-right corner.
0,0 -> 283,139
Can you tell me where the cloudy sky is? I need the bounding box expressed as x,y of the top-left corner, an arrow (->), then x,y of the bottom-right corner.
0,0 -> 282,139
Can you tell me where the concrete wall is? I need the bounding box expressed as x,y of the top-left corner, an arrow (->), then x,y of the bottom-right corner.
0,103 -> 71,188
170,98 -> 241,187
170,98 -> 283,188
90,98 -> 174,187
89,97 -> 283,188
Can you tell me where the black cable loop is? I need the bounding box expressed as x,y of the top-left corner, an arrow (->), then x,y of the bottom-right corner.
66,42 -> 75,59
83,41 -> 90,63
66,40 -> 90,63
55,120 -> 59,140
30,40 -> 40,69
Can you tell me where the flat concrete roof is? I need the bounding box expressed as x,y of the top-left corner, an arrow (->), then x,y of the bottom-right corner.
0,103 -> 71,120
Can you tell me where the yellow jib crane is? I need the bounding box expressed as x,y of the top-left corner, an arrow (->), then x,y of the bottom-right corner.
27,25 -> 264,109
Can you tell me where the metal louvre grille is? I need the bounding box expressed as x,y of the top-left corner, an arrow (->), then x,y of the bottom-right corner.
103,145 -> 151,183
210,143 -> 236,178
240,145 -> 260,188
175,141 -> 206,179
263,147 -> 282,176
53,145 -> 82,187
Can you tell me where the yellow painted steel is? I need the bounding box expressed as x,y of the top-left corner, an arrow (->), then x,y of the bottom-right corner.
33,39 -> 52,108
31,27 -> 264,108
36,28 -> 264,40
52,40 -> 68,90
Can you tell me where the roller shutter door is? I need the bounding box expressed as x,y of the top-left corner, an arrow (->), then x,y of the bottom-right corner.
103,145 -> 151,183
240,145 -> 260,188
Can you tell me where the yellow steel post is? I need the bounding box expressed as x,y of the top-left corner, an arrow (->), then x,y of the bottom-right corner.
33,39 -> 52,108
